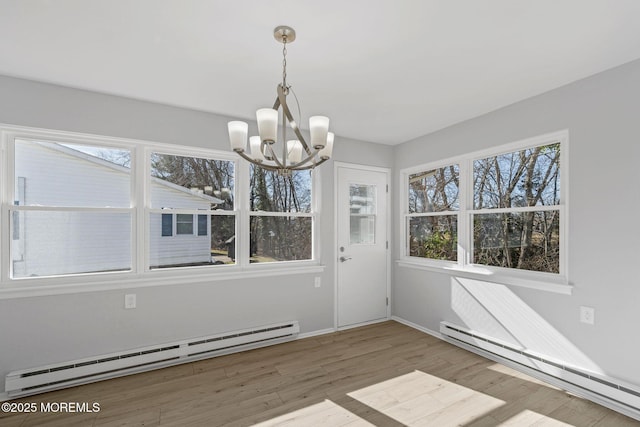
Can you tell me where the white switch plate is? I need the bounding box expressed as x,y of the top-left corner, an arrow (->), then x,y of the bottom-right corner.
125,294 -> 137,309
580,306 -> 595,325
314,277 -> 321,288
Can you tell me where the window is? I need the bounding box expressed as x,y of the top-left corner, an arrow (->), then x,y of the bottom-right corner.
161,214 -> 173,236
407,165 -> 459,261
0,125 -> 320,290
176,214 -> 194,235
149,153 -> 236,269
249,166 -> 313,263
473,143 -> 561,273
403,132 -> 566,279
11,139 -> 132,278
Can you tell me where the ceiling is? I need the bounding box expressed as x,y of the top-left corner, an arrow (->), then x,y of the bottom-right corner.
2,1 -> 640,145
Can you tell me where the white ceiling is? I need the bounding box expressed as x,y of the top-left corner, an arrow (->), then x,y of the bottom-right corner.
2,1 -> 640,145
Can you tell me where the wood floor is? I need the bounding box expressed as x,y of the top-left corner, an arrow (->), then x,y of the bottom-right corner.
2,321 -> 638,426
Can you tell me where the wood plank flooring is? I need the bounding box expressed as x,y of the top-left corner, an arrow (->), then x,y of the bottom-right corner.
1,321 -> 638,426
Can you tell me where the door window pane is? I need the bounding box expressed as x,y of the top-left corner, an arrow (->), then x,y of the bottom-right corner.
350,184 -> 376,244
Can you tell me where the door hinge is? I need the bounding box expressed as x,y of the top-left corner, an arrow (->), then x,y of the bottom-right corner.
386,241 -> 389,249
386,297 -> 389,306
386,184 -> 389,193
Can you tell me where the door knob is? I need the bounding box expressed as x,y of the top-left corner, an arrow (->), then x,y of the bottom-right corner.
339,256 -> 352,262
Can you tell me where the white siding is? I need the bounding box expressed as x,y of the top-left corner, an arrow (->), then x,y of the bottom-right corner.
13,142 -> 213,276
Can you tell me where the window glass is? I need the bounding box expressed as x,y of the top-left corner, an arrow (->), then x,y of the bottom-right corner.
250,165 -> 311,213
409,165 -> 459,213
150,214 -> 235,268
14,139 -> 131,208
11,211 -> 131,278
350,184 -> 376,244
151,154 -> 234,210
161,214 -> 173,236
176,214 -> 193,235
473,211 -> 560,273
473,143 -> 560,209
408,215 -> 458,260
250,216 -> 312,262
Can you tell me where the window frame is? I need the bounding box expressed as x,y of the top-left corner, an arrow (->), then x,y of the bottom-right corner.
399,130 -> 569,293
247,165 -> 316,265
0,125 -> 323,298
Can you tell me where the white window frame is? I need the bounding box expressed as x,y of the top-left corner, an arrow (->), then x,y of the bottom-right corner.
0,124 -> 323,299
398,130 -> 569,294
245,165 -> 318,267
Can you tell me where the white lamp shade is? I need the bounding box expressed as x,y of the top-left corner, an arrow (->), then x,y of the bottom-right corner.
319,132 -> 334,159
287,140 -> 303,164
249,136 -> 265,162
228,121 -> 248,151
309,116 -> 329,149
256,108 -> 278,143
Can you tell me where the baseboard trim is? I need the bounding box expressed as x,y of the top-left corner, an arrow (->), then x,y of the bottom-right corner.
391,316 -> 442,339
298,328 -> 336,339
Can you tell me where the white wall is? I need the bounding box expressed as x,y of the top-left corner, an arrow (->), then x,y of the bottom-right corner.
393,58 -> 640,387
0,75 -> 394,394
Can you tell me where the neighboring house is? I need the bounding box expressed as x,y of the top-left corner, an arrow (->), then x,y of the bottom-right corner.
12,141 -> 222,277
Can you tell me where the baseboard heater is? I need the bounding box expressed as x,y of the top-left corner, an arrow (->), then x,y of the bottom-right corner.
440,321 -> 640,420
5,321 -> 299,398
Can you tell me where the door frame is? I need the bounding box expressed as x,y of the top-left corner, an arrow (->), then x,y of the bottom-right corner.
333,161 -> 391,330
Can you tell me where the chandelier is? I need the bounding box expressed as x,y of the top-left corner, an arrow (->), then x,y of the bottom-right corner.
228,25 -> 333,176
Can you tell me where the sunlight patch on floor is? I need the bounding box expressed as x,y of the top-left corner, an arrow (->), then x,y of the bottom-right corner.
347,370 -> 504,426
497,409 -> 574,426
251,399 -> 374,427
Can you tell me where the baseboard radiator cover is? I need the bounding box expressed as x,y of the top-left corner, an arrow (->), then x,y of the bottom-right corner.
440,321 -> 640,421
5,321 -> 299,398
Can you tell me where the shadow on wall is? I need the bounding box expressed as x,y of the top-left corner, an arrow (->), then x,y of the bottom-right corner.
450,276 -> 602,374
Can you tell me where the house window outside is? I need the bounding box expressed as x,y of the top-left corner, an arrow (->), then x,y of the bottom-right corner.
197,214 -> 208,236
403,133 -> 565,278
161,214 -> 173,236
149,153 -> 236,269
11,139 -> 132,278
176,214 -> 194,235
249,165 -> 313,263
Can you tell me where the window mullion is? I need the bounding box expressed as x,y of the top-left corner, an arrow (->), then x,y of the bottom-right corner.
459,158 -> 471,268
237,158 -> 251,268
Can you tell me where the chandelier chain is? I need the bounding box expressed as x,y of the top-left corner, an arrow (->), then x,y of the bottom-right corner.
282,37 -> 288,89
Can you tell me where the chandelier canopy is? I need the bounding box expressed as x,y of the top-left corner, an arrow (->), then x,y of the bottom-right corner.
228,26 -> 333,176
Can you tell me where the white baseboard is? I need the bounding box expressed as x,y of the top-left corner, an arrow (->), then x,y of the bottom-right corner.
391,315 -> 442,339
298,328 -> 336,339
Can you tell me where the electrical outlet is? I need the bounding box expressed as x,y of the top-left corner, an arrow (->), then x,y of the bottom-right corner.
314,277 -> 321,288
125,294 -> 137,309
580,306 -> 595,325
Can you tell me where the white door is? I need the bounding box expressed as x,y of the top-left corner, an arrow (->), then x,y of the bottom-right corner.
336,165 -> 389,328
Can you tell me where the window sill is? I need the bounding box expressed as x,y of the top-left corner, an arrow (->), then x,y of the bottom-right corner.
0,263 -> 326,299
396,259 -> 572,295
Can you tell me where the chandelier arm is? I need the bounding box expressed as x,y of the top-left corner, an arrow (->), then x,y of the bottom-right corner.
264,142 -> 285,168
277,84 -> 312,155
289,156 -> 329,171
